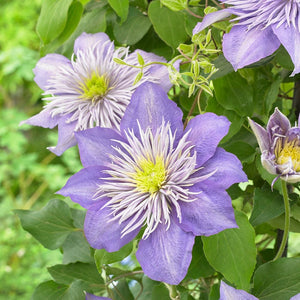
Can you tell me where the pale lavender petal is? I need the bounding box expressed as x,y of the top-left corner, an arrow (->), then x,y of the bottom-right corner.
84,202 -> 140,252
180,189 -> 237,236
136,216 -> 194,285
47,115 -> 77,156
261,153 -> 277,175
185,113 -> 230,166
220,281 -> 258,300
58,165 -> 107,209
75,127 -> 127,168
267,107 -> 291,137
193,9 -> 232,34
86,293 -> 111,300
74,32 -> 111,55
248,118 -> 270,153
33,54 -> 72,90
223,25 -> 280,71
272,24 -> 300,76
194,148 -> 247,190
120,82 -> 183,138
20,109 -> 60,129
290,293 -> 300,300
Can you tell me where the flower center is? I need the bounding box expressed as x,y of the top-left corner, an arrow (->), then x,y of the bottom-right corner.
81,73 -> 109,102
276,138 -> 300,171
134,156 -> 166,194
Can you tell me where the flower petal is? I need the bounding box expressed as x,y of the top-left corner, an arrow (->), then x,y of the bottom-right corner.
58,165 -> 106,209
185,113 -> 230,166
220,281 -> 258,300
194,147 -> 247,190
267,107 -> 291,137
47,115 -> 77,156
272,23 -> 300,76
75,127 -> 127,167
180,189 -> 238,236
120,82 -> 183,138
20,109 -> 60,129
74,32 -> 111,55
136,216 -> 194,285
193,9 -> 232,34
223,25 -> 280,71
33,54 -> 72,90
86,293 -> 111,300
84,202 -> 140,252
248,117 -> 270,153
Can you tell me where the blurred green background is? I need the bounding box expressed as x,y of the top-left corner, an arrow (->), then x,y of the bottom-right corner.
0,1 -> 81,298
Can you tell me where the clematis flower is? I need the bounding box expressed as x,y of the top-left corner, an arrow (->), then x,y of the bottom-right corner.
21,32 -> 174,155
249,108 -> 300,183
58,82 -> 247,285
193,1 -> 300,76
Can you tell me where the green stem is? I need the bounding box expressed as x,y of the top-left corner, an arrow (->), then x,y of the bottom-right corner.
273,180 -> 290,261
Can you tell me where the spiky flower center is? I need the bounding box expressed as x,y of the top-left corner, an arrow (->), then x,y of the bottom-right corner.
135,157 -> 166,194
275,138 -> 300,171
81,73 -> 109,102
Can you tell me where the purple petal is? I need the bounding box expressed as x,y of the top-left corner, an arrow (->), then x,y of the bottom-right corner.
120,82 -> 183,138
58,165 -> 107,209
290,293 -> 300,300
33,54 -> 72,90
193,9 -> 232,35
84,202 -> 140,252
223,25 -> 280,71
47,115 -> 77,156
272,24 -> 300,76
74,32 -> 111,55
248,118 -> 270,153
194,147 -> 247,190
20,109 -> 60,129
220,281 -> 258,300
75,127 -> 127,168
136,216 -> 194,285
86,293 -> 111,300
266,107 -> 291,137
180,189 -> 238,236
185,113 -> 230,166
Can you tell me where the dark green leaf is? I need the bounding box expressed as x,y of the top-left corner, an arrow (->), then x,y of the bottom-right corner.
36,0 -> 74,44
268,215 -> 300,233
213,72 -> 254,117
210,54 -> 234,80
249,186 -> 285,227
148,0 -> 188,49
224,141 -> 255,164
108,0 -> 129,23
112,279 -> 134,300
15,199 -> 75,249
275,45 -> 294,71
152,283 -> 170,299
113,7 -> 151,45
253,257 -> 300,300
202,210 -> 256,290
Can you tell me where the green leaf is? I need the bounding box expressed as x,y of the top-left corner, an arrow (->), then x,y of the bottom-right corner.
210,54 -> 234,80
223,141 -> 255,164
148,0 -> 188,49
62,231 -> 93,264
32,280 -> 85,300
15,199 -> 75,249
253,257 -> 300,300
48,262 -> 103,287
41,1 -> 84,55
112,279 -> 134,300
113,7 -> 151,45
108,0 -> 129,23
94,241 -> 133,269
36,0 -> 74,45
152,283 -> 170,299
268,214 -> 300,233
202,210 -> 256,290
213,72 -> 254,117
275,45 -> 294,71
249,186 -> 285,227
161,0 -> 187,11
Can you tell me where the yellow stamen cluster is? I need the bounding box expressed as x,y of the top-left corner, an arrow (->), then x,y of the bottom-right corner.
275,138 -> 300,172
81,73 -> 109,101
135,156 -> 166,194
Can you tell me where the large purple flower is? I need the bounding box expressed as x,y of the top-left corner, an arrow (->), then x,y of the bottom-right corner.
21,32 -> 173,155
58,82 -> 247,284
249,108 -> 300,183
193,1 -> 300,75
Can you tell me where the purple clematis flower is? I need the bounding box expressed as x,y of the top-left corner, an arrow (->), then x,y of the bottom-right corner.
249,108 -> 300,183
193,1 -> 300,76
58,82 -> 247,285
21,32 -> 173,155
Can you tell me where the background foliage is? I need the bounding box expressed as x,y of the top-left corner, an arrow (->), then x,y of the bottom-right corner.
1,0 -> 300,299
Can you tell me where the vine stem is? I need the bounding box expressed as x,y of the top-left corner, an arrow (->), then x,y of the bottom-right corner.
273,180 -> 290,261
